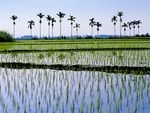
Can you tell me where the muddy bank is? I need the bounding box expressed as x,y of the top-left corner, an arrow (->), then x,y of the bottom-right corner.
0,62 -> 149,74
0,48 -> 150,53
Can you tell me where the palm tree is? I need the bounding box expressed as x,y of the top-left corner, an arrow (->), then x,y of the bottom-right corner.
136,20 -> 142,35
131,20 -> 137,36
37,13 -> 44,39
28,20 -> 35,36
117,11 -> 123,37
95,22 -> 102,36
57,12 -> 65,37
122,23 -> 128,36
51,18 -> 56,38
111,16 -> 117,36
73,23 -> 80,36
10,15 -> 18,38
68,15 -> 76,38
46,15 -> 52,39
127,22 -> 132,36
89,18 -> 95,37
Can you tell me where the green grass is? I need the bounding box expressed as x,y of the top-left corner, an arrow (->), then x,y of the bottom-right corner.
0,38 -> 150,51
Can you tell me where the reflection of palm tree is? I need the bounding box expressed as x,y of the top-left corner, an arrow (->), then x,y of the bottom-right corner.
131,20 -> 137,36
111,16 -> 117,36
73,23 -> 80,36
136,20 -> 142,35
51,18 -> 56,38
68,15 -> 76,38
10,15 -> 18,38
122,23 -> 128,36
46,15 -> 52,38
127,22 -> 132,36
117,11 -> 123,37
37,13 -> 44,39
57,12 -> 65,37
95,22 -> 102,36
89,18 -> 95,37
28,20 -> 35,36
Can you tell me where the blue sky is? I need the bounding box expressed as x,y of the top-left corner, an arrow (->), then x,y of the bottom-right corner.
0,0 -> 149,37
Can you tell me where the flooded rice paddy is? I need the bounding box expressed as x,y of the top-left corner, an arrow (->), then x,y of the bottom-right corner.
0,50 -> 150,113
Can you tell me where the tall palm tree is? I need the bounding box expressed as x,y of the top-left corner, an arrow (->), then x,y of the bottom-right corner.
122,23 -> 128,36
111,16 -> 117,36
37,13 -> 44,39
73,23 -> 80,36
127,22 -> 132,36
28,20 -> 35,36
95,22 -> 102,36
51,18 -> 56,38
57,12 -> 65,37
10,15 -> 18,38
117,11 -> 123,37
131,20 -> 137,36
46,15 -> 52,39
136,20 -> 142,35
68,15 -> 76,38
89,18 -> 95,37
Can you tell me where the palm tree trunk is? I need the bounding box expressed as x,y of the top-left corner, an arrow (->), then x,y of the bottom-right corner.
52,26 -> 54,38
138,26 -> 140,35
76,29 -> 78,36
71,24 -> 72,38
40,23 -> 41,39
129,28 -> 131,36
13,24 -> 15,38
60,20 -> 61,37
134,28 -> 135,36
120,21 -> 121,37
48,25 -> 50,39
91,27 -> 93,37
30,29 -> 32,36
114,25 -> 116,36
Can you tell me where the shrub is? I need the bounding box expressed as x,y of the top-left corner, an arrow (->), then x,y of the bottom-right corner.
32,37 -> 38,40
61,36 -> 67,39
76,37 -> 83,39
84,36 -> 93,39
44,37 -> 48,40
0,31 -> 15,42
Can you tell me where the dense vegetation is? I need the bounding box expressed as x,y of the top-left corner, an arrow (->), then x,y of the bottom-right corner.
0,31 -> 14,42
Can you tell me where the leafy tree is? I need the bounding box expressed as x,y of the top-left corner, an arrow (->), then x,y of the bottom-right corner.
51,18 -> 56,38
111,16 -> 117,36
122,23 -> 128,36
68,15 -> 76,38
10,15 -> 18,38
89,18 -> 95,37
73,23 -> 80,36
46,15 -> 52,38
57,12 -> 65,37
28,20 -> 35,36
37,13 -> 44,39
95,22 -> 102,36
117,11 -> 123,37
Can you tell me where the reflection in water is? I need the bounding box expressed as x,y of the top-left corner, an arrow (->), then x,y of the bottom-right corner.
0,68 -> 149,113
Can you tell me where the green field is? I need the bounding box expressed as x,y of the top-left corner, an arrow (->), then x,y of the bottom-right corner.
0,38 -> 150,113
0,38 -> 150,51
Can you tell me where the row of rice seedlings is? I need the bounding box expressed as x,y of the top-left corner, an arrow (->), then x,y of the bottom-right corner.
0,67 -> 149,112
0,50 -> 150,67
